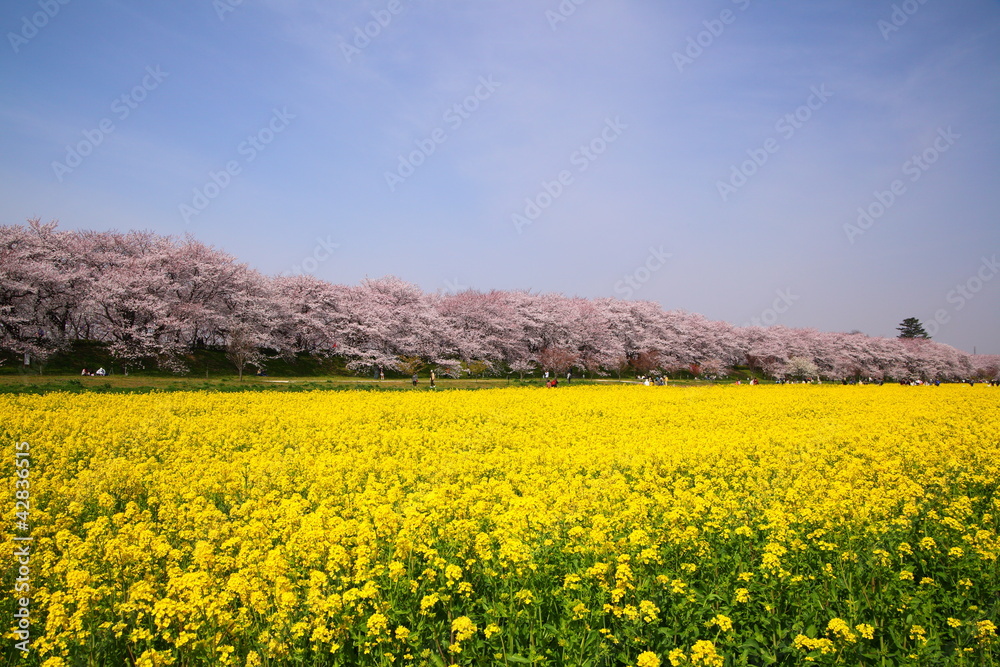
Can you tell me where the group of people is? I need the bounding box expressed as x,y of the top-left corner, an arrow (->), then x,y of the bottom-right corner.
80,367 -> 106,376
542,371 -> 574,387
412,371 -> 436,388
896,379 -> 1000,386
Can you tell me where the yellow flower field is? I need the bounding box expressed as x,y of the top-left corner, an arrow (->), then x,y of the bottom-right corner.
2,385 -> 999,666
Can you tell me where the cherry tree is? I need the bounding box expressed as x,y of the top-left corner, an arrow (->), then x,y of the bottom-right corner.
1,220 -> 985,383
270,274 -> 346,357
537,346 -> 578,375
971,355 -> 1000,381
334,276 -> 448,373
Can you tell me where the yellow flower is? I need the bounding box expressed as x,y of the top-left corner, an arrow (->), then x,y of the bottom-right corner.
387,560 -> 406,580
419,593 -> 439,615
826,618 -> 856,643
688,640 -> 723,667
367,613 -> 389,636
514,589 -> 534,605
451,616 -> 477,642
7,384 -> 999,665
793,635 -> 836,654
445,564 -> 463,583
706,614 -> 733,632
637,650 -> 661,667
639,600 -> 660,623
976,620 -> 997,643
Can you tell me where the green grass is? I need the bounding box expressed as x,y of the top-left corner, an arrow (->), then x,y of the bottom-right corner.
0,374 -> 544,395
0,340 -> 770,394
0,374 -> 751,395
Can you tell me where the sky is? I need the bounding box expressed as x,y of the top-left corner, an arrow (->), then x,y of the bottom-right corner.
1,0 -> 998,354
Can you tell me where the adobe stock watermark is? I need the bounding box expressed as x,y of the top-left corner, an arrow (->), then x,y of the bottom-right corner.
877,0 -> 931,40
843,126 -> 958,244
717,84 -> 833,202
339,0 -> 416,63
179,107 -> 295,224
384,75 -> 502,192
613,246 -> 672,298
673,0 -> 752,73
51,66 -> 169,182
7,0 -> 70,54
512,117 -> 627,234
545,0 -> 589,31
213,0 -> 244,21
742,288 -> 799,327
441,277 -> 469,295
924,254 -> 998,337
282,236 -> 340,277
13,441 -> 32,655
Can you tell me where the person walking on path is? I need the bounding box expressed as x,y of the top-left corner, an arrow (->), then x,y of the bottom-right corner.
412,373 -> 418,387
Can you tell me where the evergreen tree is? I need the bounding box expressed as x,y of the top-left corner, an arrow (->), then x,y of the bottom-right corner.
897,317 -> 930,339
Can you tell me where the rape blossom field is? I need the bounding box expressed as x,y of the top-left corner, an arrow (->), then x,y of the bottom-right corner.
3,385 -> 999,666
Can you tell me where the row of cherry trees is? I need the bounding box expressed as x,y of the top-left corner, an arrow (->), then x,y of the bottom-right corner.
2,220 -> 996,380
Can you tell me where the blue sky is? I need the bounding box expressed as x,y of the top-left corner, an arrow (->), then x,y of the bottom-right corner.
2,0 -> 998,353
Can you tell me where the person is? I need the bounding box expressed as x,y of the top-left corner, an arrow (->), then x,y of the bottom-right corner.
412,373 -> 418,387
95,367 -> 106,376
379,368 -> 385,381
81,368 -> 88,376
430,369 -> 436,389
566,371 -> 571,383
544,371 -> 549,379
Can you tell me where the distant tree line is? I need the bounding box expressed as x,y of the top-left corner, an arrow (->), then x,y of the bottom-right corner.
2,220 -> 998,382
